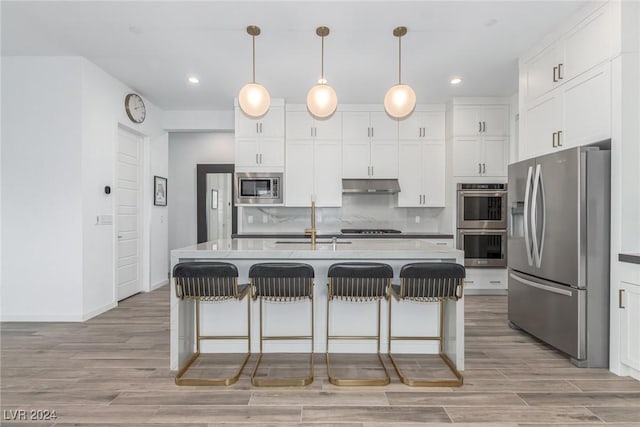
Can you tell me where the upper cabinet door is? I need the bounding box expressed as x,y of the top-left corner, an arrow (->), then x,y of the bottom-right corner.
342,142 -> 370,179
342,112 -> 371,142
285,141 -> 314,206
370,140 -> 398,178
452,106 -> 482,135
257,138 -> 285,168
315,113 -> 342,140
482,137 -> 508,177
236,106 -> 285,138
563,4 -> 613,82
314,140 -> 343,207
398,111 -> 445,139
259,107 -> 285,138
523,92 -> 560,160
286,111 -> 315,139
397,141 -> 423,207
561,63 -> 611,150
234,139 -> 261,167
452,137 -> 482,176
482,105 -> 509,136
525,44 -> 563,101
370,112 -> 398,140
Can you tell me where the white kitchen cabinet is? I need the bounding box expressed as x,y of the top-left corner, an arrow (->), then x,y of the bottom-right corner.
286,110 -> 342,140
235,102 -> 285,171
521,62 -> 610,161
452,105 -> 509,136
285,139 -> 342,207
398,140 -> 445,207
523,3 -> 615,106
620,280 -> 640,373
452,136 -> 507,177
399,111 -> 445,139
235,138 -> 285,170
342,111 -> 398,179
463,268 -> 508,293
236,105 -> 285,138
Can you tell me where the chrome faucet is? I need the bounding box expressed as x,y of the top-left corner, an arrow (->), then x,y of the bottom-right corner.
305,200 -> 317,248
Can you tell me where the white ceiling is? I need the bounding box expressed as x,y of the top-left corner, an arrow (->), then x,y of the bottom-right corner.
2,1 -> 593,111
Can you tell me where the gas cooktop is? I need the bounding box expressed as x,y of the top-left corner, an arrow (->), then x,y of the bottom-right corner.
340,228 -> 402,235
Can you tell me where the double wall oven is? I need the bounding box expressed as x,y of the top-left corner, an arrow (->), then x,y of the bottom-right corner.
456,183 -> 507,267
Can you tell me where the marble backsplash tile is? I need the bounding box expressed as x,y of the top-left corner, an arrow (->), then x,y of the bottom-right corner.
239,194 -> 448,233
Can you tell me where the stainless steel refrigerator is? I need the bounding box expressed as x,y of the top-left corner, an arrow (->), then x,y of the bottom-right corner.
507,145 -> 610,367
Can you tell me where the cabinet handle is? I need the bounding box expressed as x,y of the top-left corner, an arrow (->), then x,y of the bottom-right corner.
558,63 -> 563,80
371,166 -> 374,176
371,127 -> 374,138
260,123 -> 263,133
483,121 -> 486,132
256,153 -> 259,164
482,163 -> 486,174
553,66 -> 558,82
552,132 -> 558,148
260,153 -> 263,164
489,280 -> 501,284
619,289 -> 625,309
557,130 -> 563,146
478,163 -> 482,174
479,121 -> 482,132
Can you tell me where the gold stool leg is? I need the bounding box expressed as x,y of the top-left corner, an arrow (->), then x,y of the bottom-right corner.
388,300 -> 463,387
251,296 -> 314,387
175,298 -> 251,386
326,298 -> 391,386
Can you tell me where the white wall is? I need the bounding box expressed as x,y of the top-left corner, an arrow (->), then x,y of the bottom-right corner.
2,57 -> 84,320
168,132 -> 234,251
150,133 -> 169,287
1,56 -> 168,321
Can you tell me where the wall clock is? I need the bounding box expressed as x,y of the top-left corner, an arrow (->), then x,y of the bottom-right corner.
124,93 -> 146,123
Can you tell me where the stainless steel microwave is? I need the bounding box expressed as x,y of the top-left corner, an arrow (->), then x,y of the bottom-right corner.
235,172 -> 283,205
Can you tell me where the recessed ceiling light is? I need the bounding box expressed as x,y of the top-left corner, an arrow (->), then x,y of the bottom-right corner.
188,76 -> 200,84
450,77 -> 462,85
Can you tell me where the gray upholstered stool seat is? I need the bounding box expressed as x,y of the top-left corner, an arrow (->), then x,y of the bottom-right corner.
249,262 -> 315,387
173,261 -> 251,386
326,262 -> 393,386
388,262 -> 465,387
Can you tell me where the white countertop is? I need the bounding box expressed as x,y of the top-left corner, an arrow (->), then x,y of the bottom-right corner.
171,238 -> 463,260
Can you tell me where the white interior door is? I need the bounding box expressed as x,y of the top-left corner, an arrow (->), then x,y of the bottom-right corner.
116,127 -> 142,301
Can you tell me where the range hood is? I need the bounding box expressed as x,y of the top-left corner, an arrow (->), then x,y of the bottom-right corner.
342,179 -> 401,194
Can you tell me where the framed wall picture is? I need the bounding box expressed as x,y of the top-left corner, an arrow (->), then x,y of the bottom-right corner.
154,176 -> 167,206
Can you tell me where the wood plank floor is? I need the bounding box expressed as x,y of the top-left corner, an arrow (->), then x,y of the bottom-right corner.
2,286 -> 640,426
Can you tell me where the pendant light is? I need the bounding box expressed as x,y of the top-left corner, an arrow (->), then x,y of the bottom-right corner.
384,26 -> 416,119
238,25 -> 271,118
306,26 -> 338,119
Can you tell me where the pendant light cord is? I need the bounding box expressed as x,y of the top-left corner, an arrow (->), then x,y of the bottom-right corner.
398,35 -> 402,85
321,34 -> 325,81
252,35 -> 256,83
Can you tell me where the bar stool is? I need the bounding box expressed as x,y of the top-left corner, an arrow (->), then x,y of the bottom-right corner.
388,262 -> 465,387
326,262 -> 393,386
173,262 -> 251,386
249,262 -> 315,387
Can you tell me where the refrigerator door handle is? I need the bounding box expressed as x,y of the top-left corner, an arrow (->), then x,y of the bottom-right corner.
509,273 -> 573,297
524,165 -> 534,267
531,164 -> 542,268
537,166 -> 547,267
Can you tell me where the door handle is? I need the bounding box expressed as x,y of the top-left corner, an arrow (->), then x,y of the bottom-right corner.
557,130 -> 563,146
552,132 -> 558,148
619,289 -> 625,309
557,63 -> 563,80
524,165 -> 534,267
118,235 -> 123,239
553,66 -> 558,82
531,164 -> 546,268
509,273 -> 573,297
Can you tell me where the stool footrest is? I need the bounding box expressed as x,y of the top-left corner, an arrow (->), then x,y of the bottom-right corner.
388,352 -> 463,387
251,353 -> 314,387
175,351 -> 251,386
326,352 -> 391,386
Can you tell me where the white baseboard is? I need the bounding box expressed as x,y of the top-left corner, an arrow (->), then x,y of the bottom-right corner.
83,301 -> 118,321
150,279 -> 169,291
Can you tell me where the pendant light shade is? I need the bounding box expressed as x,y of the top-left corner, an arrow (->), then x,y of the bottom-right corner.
307,26 -> 338,119
238,26 -> 271,118
384,27 -> 416,119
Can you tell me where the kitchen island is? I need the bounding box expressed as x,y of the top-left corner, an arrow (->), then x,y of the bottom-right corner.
170,238 -> 465,372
